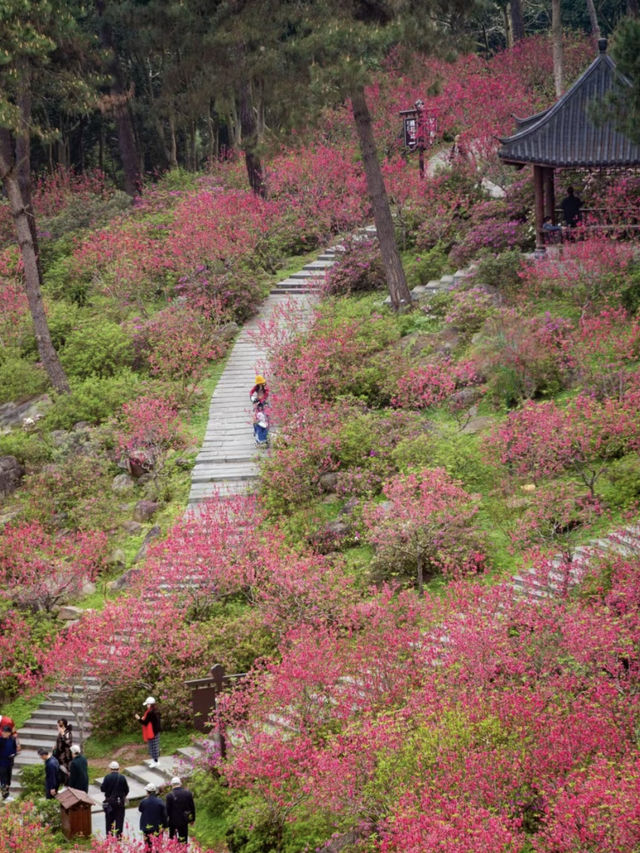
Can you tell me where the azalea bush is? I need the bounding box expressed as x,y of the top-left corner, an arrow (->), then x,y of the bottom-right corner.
517,237 -> 638,311
362,467 -> 486,588
321,238 -> 386,296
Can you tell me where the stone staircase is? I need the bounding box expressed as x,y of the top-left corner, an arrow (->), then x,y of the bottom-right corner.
7,242 -> 340,810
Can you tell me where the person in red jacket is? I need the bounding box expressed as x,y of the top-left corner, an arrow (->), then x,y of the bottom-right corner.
135,697 -> 161,768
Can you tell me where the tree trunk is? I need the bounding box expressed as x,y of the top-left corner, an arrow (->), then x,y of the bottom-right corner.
0,131 -> 70,394
168,111 -> 179,169
95,0 -> 141,196
416,551 -> 424,596
585,0 -> 601,39
627,0 -> 638,17
503,5 -> 513,49
510,0 -> 525,41
239,80 -> 266,198
551,0 -> 564,97
350,84 -> 412,312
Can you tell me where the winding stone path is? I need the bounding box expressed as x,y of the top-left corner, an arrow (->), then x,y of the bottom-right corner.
187,250 -> 334,509
8,246 -> 336,810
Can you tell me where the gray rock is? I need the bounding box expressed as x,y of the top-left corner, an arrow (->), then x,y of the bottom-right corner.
133,500 -> 159,523
122,520 -> 143,535
0,395 -> 51,430
325,519 -> 350,537
339,498 -> 360,517
220,322 -> 240,342
57,605 -> 84,621
134,525 -> 162,563
107,548 -> 127,570
0,455 -> 24,497
50,429 -> 71,448
461,415 -> 496,435
449,387 -> 484,410
318,472 -> 339,493
110,567 -> 140,591
81,581 -> 96,597
112,473 -> 135,494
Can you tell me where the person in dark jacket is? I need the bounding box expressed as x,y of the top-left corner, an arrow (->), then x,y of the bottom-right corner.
139,782 -> 167,851
135,696 -> 161,768
166,776 -> 196,843
560,186 -> 583,227
37,748 -> 61,799
100,760 -> 129,838
53,718 -> 73,781
0,725 -> 17,801
68,744 -> 89,793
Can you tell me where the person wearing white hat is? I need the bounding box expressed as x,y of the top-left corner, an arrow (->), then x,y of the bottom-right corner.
68,743 -> 89,793
166,775 -> 196,844
100,760 -> 129,838
139,781 -> 167,851
134,696 -> 161,768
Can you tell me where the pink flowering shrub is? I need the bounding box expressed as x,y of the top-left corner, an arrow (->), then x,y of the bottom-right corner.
116,394 -> 187,474
509,482 -> 603,553
474,309 -> 575,406
132,306 -> 226,401
321,238 -> 386,296
518,237 -> 638,311
392,358 -> 480,410
0,800 -> 61,852
486,386 -> 640,494
0,609 -> 54,697
449,218 -> 530,267
444,285 -> 497,341
362,467 -> 486,588
572,307 -> 640,397
0,521 -> 107,612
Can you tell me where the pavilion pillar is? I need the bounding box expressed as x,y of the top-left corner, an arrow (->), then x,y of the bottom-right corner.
533,165 -> 545,249
543,167 -> 556,222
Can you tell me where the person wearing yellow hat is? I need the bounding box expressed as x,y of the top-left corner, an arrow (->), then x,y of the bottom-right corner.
250,375 -> 270,447
250,375 -> 269,405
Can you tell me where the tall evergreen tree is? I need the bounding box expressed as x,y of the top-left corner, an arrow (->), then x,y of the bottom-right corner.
214,0 -> 476,310
604,16 -> 640,142
0,0 -> 97,393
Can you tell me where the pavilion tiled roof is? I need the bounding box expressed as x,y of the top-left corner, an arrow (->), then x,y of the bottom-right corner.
499,42 -> 640,168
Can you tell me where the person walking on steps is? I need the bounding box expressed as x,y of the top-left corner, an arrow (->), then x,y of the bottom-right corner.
135,696 -> 161,768
37,748 -> 61,799
166,776 -> 196,844
101,760 -> 129,838
139,782 -> 167,851
53,718 -> 73,784
0,725 -> 17,802
68,744 -> 89,793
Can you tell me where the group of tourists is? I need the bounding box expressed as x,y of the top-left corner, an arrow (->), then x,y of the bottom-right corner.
542,185 -> 585,241
37,718 -> 89,798
101,761 -> 195,849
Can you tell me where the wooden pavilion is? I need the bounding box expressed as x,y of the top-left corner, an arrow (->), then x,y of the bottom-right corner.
499,38 -> 640,250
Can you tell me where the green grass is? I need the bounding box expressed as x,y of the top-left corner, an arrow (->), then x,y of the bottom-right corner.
2,693 -> 45,728
83,725 -> 198,760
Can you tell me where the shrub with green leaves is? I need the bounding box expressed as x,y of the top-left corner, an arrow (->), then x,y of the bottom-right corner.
19,454 -> 117,531
475,250 -> 525,292
0,357 -> 48,404
405,244 -> 450,286
0,430 -> 53,467
44,370 -> 143,429
60,318 -> 134,379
